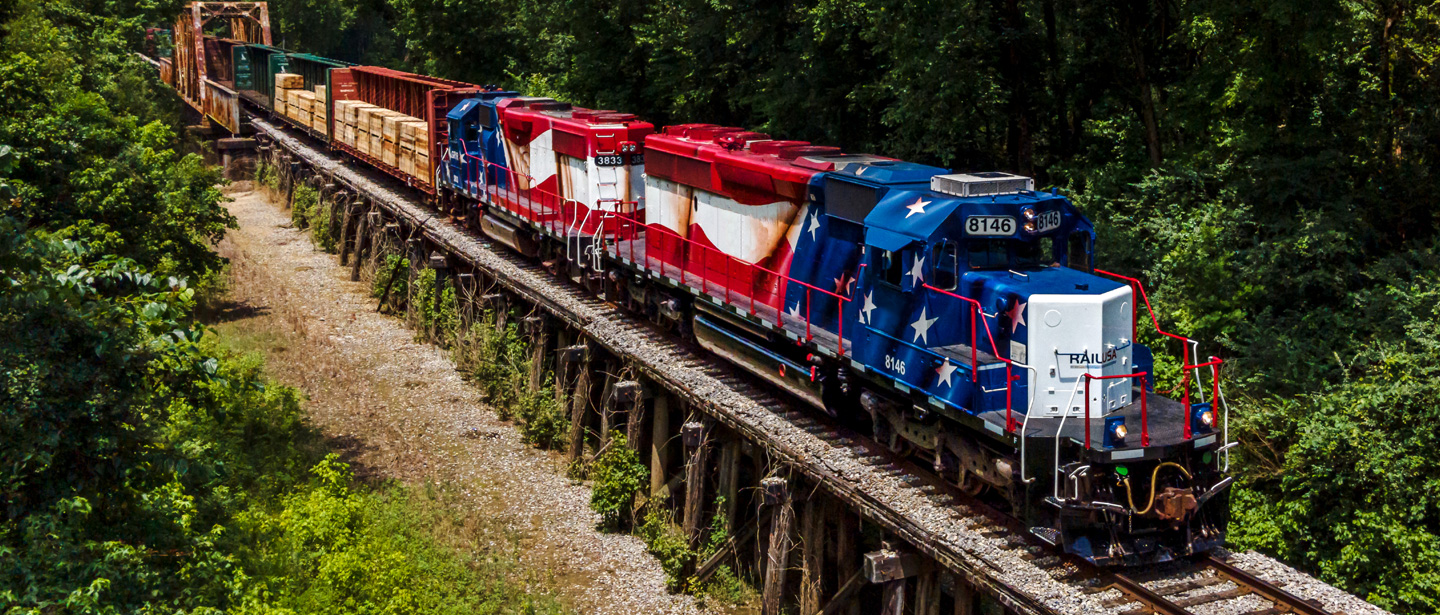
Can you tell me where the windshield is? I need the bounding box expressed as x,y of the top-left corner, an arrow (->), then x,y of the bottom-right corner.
966,238 -> 1057,270
967,239 -> 1008,269
1015,238 -> 1056,268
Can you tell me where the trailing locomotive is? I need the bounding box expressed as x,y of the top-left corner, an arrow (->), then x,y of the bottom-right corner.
211,39 -> 1235,566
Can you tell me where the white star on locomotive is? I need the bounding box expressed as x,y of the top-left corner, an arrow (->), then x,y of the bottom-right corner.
806,212 -> 820,241
1007,299 -> 1027,332
786,302 -> 804,322
860,291 -> 877,324
909,254 -> 925,285
904,197 -> 932,219
910,306 -> 939,344
935,358 -> 959,388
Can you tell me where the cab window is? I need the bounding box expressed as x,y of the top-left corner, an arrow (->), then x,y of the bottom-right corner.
879,249 -> 905,286
1067,231 -> 1091,272
1015,239 -> 1056,268
932,241 -> 959,290
967,239 -> 1008,270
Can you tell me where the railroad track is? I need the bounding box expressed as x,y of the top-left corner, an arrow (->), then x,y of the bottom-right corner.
247,116 -> 1379,615
1091,555 -> 1338,615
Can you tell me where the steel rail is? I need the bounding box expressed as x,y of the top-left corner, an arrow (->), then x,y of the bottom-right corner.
1205,555 -> 1334,615
1108,572 -> 1192,615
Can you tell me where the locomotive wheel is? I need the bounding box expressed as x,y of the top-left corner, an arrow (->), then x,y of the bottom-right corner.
957,470 -> 986,497
871,413 -> 908,455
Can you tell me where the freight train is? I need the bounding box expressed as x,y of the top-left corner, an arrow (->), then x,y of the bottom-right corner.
199,40 -> 1235,566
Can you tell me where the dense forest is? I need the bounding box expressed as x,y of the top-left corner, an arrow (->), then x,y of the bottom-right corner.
2,0 -> 1437,612
0,0 -> 568,612
275,0 -> 1440,611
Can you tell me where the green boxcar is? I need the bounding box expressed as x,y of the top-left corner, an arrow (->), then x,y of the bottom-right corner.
283,53 -> 353,135
232,43 -> 288,109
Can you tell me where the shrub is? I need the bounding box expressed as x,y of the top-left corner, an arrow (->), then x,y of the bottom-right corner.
448,316 -> 570,449
635,496 -> 694,592
371,253 -> 409,311
306,196 -> 338,253
694,564 -> 756,607
291,184 -> 318,229
256,161 -> 280,191
588,432 -> 648,530
410,268 -> 459,341
514,380 -> 568,449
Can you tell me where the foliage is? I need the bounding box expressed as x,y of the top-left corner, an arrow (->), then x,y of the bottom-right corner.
1227,271 -> 1440,614
410,268 -> 459,339
256,160 -> 281,192
266,0 -> 401,65
689,496 -> 755,606
0,0 -> 234,284
308,196 -> 339,253
0,0 -> 573,611
634,496 -> 693,592
694,564 -> 755,608
450,316 -> 569,450
291,183 -> 318,229
232,456 -> 569,615
370,252 -> 409,311
289,184 -> 338,254
588,433 -> 649,530
0,222 -> 243,614
0,223 -> 570,614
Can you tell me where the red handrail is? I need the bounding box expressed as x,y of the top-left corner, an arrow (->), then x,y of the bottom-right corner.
1182,357 -> 1223,439
1095,269 -> 1219,442
1084,372 -> 1150,447
922,283 -> 1023,431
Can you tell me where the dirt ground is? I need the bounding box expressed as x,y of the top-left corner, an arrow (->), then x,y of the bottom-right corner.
211,182 -> 707,615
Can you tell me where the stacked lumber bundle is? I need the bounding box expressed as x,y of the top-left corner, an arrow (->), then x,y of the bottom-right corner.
272,73 -> 329,136
331,100 -> 431,185
312,85 -> 328,134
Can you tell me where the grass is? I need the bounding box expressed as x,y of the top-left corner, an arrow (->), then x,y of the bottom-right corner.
232,456 -> 568,615
197,241 -> 573,615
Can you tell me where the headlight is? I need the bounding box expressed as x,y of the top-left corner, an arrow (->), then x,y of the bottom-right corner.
1023,219 -> 1038,233
1103,415 -> 1128,448
1021,206 -> 1037,221
1192,403 -> 1216,431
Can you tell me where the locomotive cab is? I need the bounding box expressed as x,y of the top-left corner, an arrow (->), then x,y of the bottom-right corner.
843,172 -> 1230,565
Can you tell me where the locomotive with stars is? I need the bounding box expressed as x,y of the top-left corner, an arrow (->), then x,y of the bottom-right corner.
218,42 -> 1235,565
